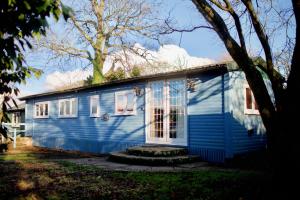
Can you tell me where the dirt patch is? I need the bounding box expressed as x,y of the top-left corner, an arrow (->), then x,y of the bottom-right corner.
1,145 -> 104,159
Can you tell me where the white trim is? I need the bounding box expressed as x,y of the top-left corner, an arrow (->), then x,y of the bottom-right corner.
244,84 -> 260,115
34,101 -> 50,119
90,95 -> 100,117
145,84 -> 150,144
58,98 -> 78,118
184,78 -> 188,146
145,78 -> 187,146
114,90 -> 137,115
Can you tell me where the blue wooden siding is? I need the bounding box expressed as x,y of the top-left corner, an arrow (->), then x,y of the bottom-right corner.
24,67 -> 268,163
187,71 -> 226,162
25,100 -> 34,137
226,71 -> 267,156
26,83 -> 146,153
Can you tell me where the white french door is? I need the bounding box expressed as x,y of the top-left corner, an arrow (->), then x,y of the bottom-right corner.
146,79 -> 187,146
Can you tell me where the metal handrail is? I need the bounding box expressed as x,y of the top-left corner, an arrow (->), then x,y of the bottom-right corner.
2,123 -> 26,149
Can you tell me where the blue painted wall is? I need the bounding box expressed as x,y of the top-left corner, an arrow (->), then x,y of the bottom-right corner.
26,83 -> 146,153
226,71 -> 267,157
24,67 -> 267,162
187,71 -> 226,162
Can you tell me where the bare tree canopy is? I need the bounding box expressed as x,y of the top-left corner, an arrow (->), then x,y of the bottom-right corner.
36,0 -> 162,83
187,0 -> 299,198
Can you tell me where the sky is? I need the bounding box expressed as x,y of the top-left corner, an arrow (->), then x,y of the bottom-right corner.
18,0 -> 293,98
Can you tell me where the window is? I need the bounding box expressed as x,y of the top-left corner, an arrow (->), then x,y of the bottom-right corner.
244,85 -> 259,115
34,102 -> 49,118
90,95 -> 100,117
12,112 -> 20,127
115,90 -> 136,115
58,98 -> 78,118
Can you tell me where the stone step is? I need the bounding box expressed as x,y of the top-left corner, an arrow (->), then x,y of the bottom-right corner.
126,145 -> 188,157
108,152 -> 199,166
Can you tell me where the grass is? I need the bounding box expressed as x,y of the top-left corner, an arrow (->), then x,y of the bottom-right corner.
0,151 -> 271,200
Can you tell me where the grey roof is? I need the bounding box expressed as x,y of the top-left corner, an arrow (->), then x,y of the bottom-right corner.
19,61 -> 235,101
7,102 -> 25,111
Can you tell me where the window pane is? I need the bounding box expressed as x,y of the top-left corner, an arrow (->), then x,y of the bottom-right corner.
169,80 -> 185,139
117,94 -> 125,112
16,112 -> 20,124
91,97 -> 98,115
246,88 -> 252,109
126,92 -> 135,112
59,101 -> 64,116
36,104 -> 39,117
12,113 -> 16,124
44,104 -> 48,116
40,104 -> 44,116
65,100 -> 70,115
71,99 -> 76,115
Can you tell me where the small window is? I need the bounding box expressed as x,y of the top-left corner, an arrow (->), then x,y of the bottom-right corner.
90,95 -> 100,117
34,101 -> 50,118
115,90 -> 136,115
58,98 -> 78,118
244,85 -> 259,115
12,112 -> 20,127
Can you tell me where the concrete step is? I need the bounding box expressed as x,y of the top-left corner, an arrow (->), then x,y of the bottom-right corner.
108,152 -> 199,166
126,145 -> 188,157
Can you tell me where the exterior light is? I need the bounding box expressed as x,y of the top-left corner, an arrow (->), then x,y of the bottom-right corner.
133,86 -> 143,96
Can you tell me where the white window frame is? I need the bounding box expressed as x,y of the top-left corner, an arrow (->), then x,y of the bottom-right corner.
90,95 -> 100,117
115,90 -> 137,115
58,98 -> 78,118
34,101 -> 50,118
244,85 -> 259,115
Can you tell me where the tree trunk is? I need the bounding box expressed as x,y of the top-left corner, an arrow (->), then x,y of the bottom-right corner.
275,0 -> 300,198
191,0 -> 299,197
92,52 -> 105,84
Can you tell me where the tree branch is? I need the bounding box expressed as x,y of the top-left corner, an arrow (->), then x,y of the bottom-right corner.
160,22 -> 213,35
192,0 -> 276,132
241,0 -> 283,107
70,15 -> 96,48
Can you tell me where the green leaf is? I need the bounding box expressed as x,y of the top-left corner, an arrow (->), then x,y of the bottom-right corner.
18,13 -> 25,21
37,0 -> 51,12
23,1 -> 31,10
28,67 -> 43,79
53,8 -> 61,21
8,0 -> 15,6
33,31 -> 41,40
61,3 -> 73,21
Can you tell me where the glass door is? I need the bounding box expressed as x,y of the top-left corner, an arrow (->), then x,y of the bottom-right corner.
147,79 -> 187,145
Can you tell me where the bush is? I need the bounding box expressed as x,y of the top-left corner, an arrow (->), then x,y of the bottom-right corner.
129,66 -> 141,77
105,68 -> 126,81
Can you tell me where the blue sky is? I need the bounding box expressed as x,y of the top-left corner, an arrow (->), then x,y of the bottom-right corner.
18,0 -> 293,97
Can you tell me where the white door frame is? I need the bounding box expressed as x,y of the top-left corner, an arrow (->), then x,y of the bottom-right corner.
145,78 -> 188,146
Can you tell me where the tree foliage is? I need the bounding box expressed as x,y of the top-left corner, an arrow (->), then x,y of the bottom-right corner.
0,0 -> 67,138
105,68 -> 126,81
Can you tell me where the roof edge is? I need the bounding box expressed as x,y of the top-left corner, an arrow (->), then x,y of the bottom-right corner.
19,61 -> 235,101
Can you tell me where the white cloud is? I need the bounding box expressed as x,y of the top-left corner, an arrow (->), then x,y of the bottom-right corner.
45,69 -> 92,90
155,44 -> 214,67
45,44 -> 214,90
103,44 -> 214,74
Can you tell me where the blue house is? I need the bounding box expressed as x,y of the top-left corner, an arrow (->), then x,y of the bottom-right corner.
19,62 -> 267,162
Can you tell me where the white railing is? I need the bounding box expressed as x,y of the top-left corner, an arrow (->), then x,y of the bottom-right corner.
2,123 -> 26,149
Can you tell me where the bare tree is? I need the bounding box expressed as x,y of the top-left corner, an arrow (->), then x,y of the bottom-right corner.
187,0 -> 299,197
37,0 -> 161,84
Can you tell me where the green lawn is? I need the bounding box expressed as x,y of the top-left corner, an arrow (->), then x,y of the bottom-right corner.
0,152 -> 270,200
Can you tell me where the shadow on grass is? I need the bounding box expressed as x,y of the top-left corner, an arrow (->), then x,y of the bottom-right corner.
0,147 -> 272,200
